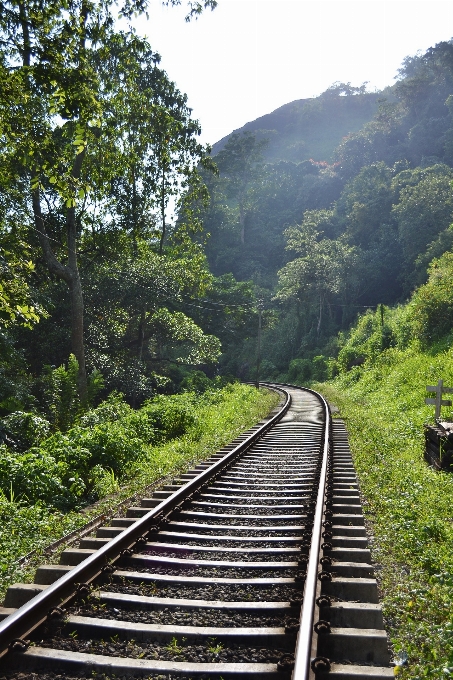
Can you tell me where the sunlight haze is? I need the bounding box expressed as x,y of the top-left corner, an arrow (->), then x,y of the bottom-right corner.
137,1 -> 453,145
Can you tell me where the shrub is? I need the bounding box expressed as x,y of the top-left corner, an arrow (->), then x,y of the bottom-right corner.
70,422 -> 147,474
141,394 -> 196,442
1,411 -> 50,452
288,358 -> 313,383
37,354 -> 104,431
408,252 -> 453,344
79,392 -> 133,428
180,371 -> 213,394
337,307 -> 398,372
0,444 -> 84,508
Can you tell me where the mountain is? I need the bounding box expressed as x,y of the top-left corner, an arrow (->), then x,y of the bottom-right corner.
212,85 -> 385,163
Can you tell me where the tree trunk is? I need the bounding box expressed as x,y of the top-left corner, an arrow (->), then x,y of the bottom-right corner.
317,294 -> 323,336
69,275 -> 87,401
239,198 -> 245,245
159,167 -> 166,255
32,188 -> 88,402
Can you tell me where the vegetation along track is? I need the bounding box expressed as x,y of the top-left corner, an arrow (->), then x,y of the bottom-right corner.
0,384 -> 392,679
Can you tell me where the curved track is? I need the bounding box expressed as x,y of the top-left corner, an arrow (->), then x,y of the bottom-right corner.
0,384 -> 392,679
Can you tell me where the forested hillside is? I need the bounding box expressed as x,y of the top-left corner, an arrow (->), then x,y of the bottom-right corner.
202,40 -> 453,381
212,83 -> 381,163
4,10 -> 453,407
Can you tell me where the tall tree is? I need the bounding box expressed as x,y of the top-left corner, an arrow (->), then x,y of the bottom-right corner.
215,131 -> 268,245
0,0 -> 216,399
276,218 -> 360,335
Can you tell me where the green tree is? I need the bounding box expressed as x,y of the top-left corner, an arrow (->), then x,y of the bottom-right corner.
276,218 -> 360,336
96,33 -> 209,257
391,164 -> 453,284
83,239 -> 220,402
0,0 -> 216,400
337,162 -> 394,248
215,131 -> 268,245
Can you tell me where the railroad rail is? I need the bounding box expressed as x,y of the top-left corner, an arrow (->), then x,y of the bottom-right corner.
0,384 -> 393,679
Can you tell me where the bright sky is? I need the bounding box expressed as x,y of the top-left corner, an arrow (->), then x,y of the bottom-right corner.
135,0 -> 453,146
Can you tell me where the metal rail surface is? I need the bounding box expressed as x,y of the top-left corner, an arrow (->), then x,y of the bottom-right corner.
1,384 -> 392,679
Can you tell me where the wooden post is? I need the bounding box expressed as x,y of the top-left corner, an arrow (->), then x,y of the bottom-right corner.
425,379 -> 453,420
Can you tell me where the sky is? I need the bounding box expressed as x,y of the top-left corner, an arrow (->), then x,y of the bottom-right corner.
134,0 -> 453,146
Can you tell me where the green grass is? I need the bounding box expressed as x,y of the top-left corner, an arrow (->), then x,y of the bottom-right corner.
0,384 -> 278,603
316,344 -> 453,679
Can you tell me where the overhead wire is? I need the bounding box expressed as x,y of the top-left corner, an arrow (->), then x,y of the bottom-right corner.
17,207 -> 260,310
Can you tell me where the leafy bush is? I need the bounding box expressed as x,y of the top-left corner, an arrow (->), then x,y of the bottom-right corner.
0,391 -> 199,508
0,444 -> 84,508
0,411 -> 50,451
408,252 -> 453,345
180,370 -> 213,394
0,385 -> 277,512
286,355 -> 329,384
70,422 -> 147,474
78,392 -> 134,427
91,465 -> 120,497
288,358 -> 313,383
0,383 -> 278,602
337,306 -> 399,372
141,394 -> 196,442
37,354 -> 104,431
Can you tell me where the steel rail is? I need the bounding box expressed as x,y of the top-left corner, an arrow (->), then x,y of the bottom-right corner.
0,385 -> 290,658
289,384 -> 331,680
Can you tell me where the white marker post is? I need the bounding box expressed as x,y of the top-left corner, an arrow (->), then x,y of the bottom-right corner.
425,379 -> 453,420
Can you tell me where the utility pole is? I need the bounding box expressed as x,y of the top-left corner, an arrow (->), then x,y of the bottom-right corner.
255,299 -> 264,389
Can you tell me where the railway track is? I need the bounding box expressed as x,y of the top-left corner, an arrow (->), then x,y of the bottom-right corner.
0,384 -> 393,679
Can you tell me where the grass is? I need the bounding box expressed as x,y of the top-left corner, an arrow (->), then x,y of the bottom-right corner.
0,383 -> 278,603
315,343 -> 453,679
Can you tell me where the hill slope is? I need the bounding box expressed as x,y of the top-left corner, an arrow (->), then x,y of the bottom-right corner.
212,86 -> 383,163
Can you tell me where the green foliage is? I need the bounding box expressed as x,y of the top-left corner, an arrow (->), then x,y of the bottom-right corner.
0,444 -> 83,509
140,394 -> 196,442
0,237 -> 44,329
392,164 -> 453,272
180,370 -> 213,393
288,358 -> 313,383
285,355 -> 329,385
0,331 -> 37,415
0,491 -> 87,601
337,306 -> 398,371
0,412 -> 50,452
0,385 -> 270,509
38,355 -> 104,431
408,252 -> 453,345
0,383 -> 276,602
83,242 -> 221,402
336,252 -> 453,377
319,337 -> 453,678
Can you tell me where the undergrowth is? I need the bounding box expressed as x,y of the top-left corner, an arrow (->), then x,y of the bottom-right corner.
316,344 -> 453,679
0,383 -> 277,602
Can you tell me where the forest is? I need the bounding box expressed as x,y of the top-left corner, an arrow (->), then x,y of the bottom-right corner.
4,1 -> 453,412
201,46 -> 453,382
3,2 -> 453,674
2,0 -> 453,498
1,0 -> 453,498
